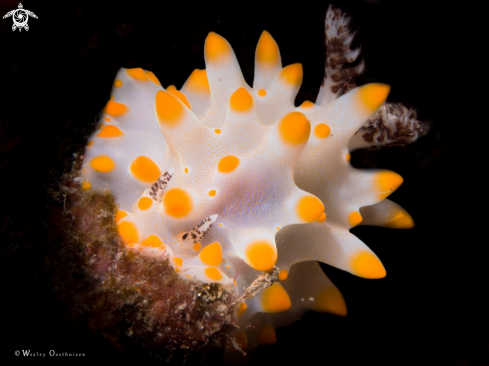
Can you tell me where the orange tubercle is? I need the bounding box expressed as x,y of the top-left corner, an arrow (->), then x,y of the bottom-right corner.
256,31 -> 280,64
118,221 -> 139,243
261,282 -> 291,313
230,87 -> 253,112
358,83 -> 390,112
186,69 -> 210,93
297,195 -> 324,222
351,251 -> 386,279
126,68 -> 148,81
348,211 -> 362,226
278,269 -> 289,281
141,235 -> 164,248
104,100 -> 127,117
90,155 -> 115,173
97,125 -> 124,138
145,71 -> 161,86
199,242 -> 222,266
313,287 -> 347,316
204,267 -> 222,281
155,90 -> 184,126
166,85 -> 192,110
245,240 -> 277,271
386,211 -> 415,229
138,197 -> 153,210
163,188 -> 193,218
218,155 -> 240,173
375,171 -> 403,200
205,32 -> 230,60
280,63 -> 303,85
279,112 -> 310,145
130,156 -> 161,183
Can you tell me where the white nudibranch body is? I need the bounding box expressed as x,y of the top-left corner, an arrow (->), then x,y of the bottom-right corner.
81,31 -> 413,346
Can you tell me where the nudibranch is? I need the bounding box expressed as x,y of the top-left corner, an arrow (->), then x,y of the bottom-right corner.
79,14 -> 413,352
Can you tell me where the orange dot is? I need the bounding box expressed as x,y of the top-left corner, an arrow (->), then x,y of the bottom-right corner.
97,125 -> 124,138
199,242 -> 222,266
278,269 -> 288,281
358,83 -> 390,112
375,171 -> 403,200
138,197 -> 153,210
155,90 -> 184,126
313,288 -> 347,316
126,68 -> 148,81
258,89 -> 267,97
257,323 -> 277,345
214,129 -> 221,134
184,167 -> 189,174
297,195 -> 324,222
114,80 -> 123,88
204,267 -> 223,281
145,71 -> 161,86
280,63 -> 303,85
205,32 -> 230,60
314,123 -> 330,138
193,242 -> 202,251
261,282 -> 291,313
208,189 -> 217,197
104,117 -> 111,122
186,69 -> 210,93
163,188 -> 193,218
386,211 -> 415,229
351,250 -> 386,279
217,155 -> 240,173
118,221 -> 139,243
115,210 -> 129,223
173,257 -> 183,267
256,31 -> 279,64
245,240 -> 277,271
230,87 -> 253,112
166,85 -> 192,110
301,100 -> 314,108
279,112 -> 310,145
348,211 -> 363,226
104,100 -> 128,117
141,235 -> 164,248
346,153 -> 351,162
130,156 -> 161,183
81,181 -> 91,190
90,155 -> 115,173
317,212 -> 327,223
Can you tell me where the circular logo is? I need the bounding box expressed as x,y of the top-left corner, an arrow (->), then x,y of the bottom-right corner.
12,9 -> 28,28
2,3 -> 38,32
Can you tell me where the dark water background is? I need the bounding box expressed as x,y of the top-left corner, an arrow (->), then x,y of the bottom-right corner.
0,0 -> 484,365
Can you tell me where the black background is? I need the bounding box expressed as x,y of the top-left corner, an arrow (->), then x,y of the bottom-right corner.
0,0 -> 484,365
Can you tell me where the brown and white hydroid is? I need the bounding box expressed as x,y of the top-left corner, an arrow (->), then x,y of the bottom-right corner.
316,4 -> 365,106
349,102 -> 428,150
318,5 -> 426,151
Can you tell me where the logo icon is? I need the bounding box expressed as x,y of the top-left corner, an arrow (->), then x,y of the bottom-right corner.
3,3 -> 38,32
